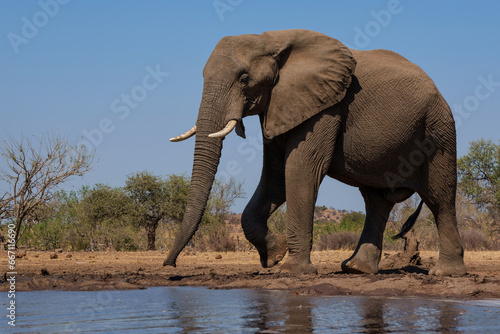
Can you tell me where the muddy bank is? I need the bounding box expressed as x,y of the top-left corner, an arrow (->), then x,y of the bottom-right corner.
2,250 -> 499,299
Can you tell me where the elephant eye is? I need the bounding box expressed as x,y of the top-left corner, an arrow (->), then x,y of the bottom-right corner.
239,74 -> 250,86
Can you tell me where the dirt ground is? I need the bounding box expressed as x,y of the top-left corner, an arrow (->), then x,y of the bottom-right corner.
2,249 -> 499,299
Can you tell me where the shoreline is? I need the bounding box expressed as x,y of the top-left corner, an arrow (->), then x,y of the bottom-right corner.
2,250 -> 500,299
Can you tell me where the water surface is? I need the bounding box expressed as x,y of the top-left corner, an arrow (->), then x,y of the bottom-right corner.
5,287 -> 500,333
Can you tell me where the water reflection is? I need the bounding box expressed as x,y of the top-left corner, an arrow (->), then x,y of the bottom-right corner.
437,301 -> 462,333
359,298 -> 387,333
355,297 -> 464,333
11,287 -> 500,333
244,290 -> 314,333
159,287 -> 498,333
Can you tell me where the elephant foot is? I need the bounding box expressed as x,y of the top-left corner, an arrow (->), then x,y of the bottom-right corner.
279,258 -> 318,275
429,259 -> 467,276
260,234 -> 288,268
341,243 -> 380,274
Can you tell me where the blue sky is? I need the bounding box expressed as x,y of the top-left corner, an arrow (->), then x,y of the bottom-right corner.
1,1 -> 499,213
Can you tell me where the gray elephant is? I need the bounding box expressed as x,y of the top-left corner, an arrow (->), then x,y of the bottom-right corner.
165,29 -> 466,276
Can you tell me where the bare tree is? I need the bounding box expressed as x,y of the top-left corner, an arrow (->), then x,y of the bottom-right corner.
0,192 -> 10,219
0,132 -> 94,244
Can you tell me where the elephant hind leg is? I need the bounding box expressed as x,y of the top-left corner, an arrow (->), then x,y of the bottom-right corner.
414,145 -> 466,276
418,184 -> 466,275
419,195 -> 466,276
342,187 -> 394,274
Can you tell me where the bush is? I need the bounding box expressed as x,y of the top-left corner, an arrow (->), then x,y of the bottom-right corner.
383,236 -> 404,251
414,222 -> 439,251
488,238 -> 500,251
268,205 -> 287,234
338,211 -> 365,232
19,217 -> 142,251
20,218 -> 66,250
313,231 -> 360,251
195,233 -> 236,252
312,211 -> 365,250
461,229 -> 489,251
313,220 -> 336,239
193,222 -> 236,252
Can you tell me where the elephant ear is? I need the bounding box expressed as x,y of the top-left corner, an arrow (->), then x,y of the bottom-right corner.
260,29 -> 356,139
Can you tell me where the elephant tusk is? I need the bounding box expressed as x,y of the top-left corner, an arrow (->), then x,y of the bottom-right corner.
208,120 -> 237,138
170,126 -> 197,142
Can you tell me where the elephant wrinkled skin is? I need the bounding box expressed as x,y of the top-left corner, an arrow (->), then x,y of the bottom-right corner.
165,29 -> 466,276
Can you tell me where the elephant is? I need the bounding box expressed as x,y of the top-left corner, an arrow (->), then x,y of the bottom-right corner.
165,29 -> 467,276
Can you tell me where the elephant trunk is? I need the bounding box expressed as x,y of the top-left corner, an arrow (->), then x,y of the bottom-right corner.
164,100 -> 226,267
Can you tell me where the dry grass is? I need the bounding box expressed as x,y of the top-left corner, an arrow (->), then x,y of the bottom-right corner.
313,232 -> 360,251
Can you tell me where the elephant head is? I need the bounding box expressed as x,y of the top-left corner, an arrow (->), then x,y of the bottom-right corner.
164,29 -> 356,267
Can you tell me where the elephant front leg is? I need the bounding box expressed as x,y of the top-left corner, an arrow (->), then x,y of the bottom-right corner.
279,112 -> 339,275
278,138 -> 334,275
342,187 -> 394,274
241,191 -> 288,269
279,164 -> 322,274
241,141 -> 288,269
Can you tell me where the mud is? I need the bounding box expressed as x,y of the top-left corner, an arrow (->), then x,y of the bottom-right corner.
2,250 -> 499,299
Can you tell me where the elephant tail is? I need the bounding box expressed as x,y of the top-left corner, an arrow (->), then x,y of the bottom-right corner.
392,200 -> 424,239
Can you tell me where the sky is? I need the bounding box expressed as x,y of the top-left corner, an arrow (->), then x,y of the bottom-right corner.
1,1 -> 499,213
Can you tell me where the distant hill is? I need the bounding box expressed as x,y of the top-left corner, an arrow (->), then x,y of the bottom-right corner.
314,208 -> 346,223
226,207 -> 347,229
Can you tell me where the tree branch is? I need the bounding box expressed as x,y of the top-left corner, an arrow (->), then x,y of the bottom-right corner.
1,131 -> 94,244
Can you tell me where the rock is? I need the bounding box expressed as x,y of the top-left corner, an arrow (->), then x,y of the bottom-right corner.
66,254 -> 73,258
215,254 -> 222,260
50,253 -> 58,259
41,268 -> 50,276
474,275 -> 487,284
16,251 -> 27,258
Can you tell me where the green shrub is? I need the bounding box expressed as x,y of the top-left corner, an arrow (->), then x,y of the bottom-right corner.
268,204 -> 287,234
338,211 -> 365,232
313,220 -> 336,240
